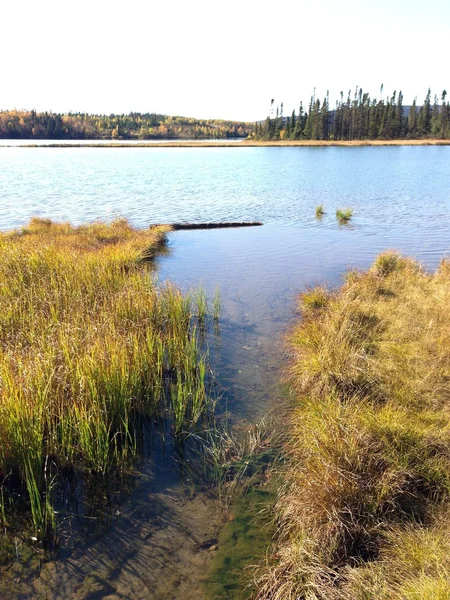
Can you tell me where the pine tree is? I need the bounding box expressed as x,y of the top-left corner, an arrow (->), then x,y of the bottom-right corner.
431,94 -> 440,136
395,91 -> 404,137
418,89 -> 432,136
290,110 -> 296,139
440,90 -> 448,138
408,98 -> 417,137
292,103 -> 304,139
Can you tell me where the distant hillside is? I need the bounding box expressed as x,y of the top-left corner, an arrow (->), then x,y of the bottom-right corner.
0,110 -> 253,140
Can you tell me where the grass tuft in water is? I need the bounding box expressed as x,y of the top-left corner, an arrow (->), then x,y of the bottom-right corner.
315,204 -> 325,217
336,208 -> 353,221
213,287 -> 221,322
196,287 -> 208,325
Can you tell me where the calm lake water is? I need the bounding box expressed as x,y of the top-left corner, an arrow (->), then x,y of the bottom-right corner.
0,138 -> 245,146
1,145 -> 450,598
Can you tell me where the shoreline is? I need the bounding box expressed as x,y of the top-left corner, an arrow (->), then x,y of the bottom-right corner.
2,138 -> 450,148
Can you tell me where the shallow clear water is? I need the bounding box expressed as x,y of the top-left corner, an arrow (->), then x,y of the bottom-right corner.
1,145 -> 450,597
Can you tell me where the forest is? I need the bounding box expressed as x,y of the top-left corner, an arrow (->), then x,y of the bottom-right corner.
254,87 -> 450,140
2,87 -> 449,142
0,110 -> 251,140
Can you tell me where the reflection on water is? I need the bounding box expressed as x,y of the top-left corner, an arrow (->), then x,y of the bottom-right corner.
2,146 -> 450,598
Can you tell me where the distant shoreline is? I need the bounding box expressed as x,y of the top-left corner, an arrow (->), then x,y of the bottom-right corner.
2,139 -> 450,148
243,139 -> 450,147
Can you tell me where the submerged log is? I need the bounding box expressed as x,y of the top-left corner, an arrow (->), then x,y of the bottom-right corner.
167,221 -> 262,230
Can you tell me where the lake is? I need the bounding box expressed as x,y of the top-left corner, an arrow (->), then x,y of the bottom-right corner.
0,138 -> 245,146
1,145 -> 450,597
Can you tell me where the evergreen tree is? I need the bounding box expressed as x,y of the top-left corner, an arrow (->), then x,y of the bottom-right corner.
418,89 -> 432,136
408,98 -> 417,137
290,110 -> 296,139
250,86 -> 450,142
440,90 -> 448,138
395,91 -> 404,137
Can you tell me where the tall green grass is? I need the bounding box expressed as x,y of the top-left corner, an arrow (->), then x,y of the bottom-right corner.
255,253 -> 450,599
0,218 -> 216,543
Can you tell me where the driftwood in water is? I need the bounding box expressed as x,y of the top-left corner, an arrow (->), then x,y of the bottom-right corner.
169,221 -> 262,230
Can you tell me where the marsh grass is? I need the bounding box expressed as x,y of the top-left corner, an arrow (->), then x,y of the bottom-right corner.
254,254 -> 450,599
299,286 -> 330,311
336,208 -> 353,221
196,287 -> 208,325
213,287 -> 221,322
372,250 -> 407,277
0,218 -> 217,545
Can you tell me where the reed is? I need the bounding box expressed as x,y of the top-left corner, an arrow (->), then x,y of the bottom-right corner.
254,254 -> 450,599
0,218 -> 217,543
196,287 -> 208,324
213,287 -> 221,321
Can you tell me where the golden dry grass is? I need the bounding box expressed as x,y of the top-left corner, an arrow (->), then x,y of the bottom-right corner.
243,139 -> 450,147
17,139 -> 450,148
254,253 -> 450,599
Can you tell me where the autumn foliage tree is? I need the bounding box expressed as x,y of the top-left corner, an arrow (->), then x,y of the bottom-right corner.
0,111 -> 252,140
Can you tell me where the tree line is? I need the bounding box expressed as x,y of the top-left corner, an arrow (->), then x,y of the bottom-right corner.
254,87 -> 450,140
0,110 -> 251,140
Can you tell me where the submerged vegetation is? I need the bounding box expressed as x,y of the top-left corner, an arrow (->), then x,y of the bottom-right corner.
0,218 -> 216,547
255,253 -> 450,599
202,416 -> 278,598
206,484 -> 274,599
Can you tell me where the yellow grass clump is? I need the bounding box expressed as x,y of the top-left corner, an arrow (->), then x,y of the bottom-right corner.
0,218 -> 214,542
254,252 -> 450,599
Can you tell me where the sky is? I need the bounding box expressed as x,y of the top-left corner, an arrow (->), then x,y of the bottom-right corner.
1,0 -> 449,121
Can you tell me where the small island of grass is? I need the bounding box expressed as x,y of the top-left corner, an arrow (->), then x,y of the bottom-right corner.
315,204 -> 325,217
336,207 -> 353,221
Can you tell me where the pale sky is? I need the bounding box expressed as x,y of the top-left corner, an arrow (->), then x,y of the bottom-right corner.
1,0 -> 449,121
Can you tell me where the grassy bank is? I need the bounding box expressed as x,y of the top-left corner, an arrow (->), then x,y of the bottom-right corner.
11,139 -> 450,148
0,218 -> 215,544
244,139 -> 450,147
255,252 -> 450,599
